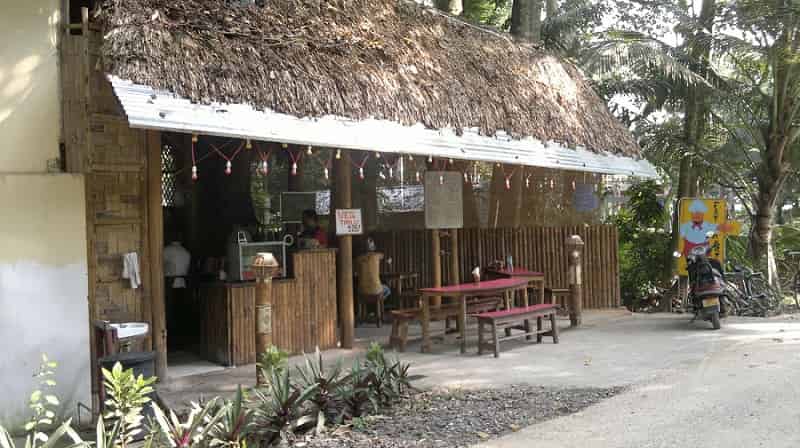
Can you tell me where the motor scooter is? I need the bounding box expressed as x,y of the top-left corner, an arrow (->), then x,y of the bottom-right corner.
674,232 -> 726,330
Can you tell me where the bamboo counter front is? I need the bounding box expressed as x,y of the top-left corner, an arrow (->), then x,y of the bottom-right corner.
198,249 -> 339,366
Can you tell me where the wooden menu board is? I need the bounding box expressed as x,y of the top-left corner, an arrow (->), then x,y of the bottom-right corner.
424,171 -> 463,229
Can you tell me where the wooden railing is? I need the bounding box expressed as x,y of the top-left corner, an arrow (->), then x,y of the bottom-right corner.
373,225 -> 620,309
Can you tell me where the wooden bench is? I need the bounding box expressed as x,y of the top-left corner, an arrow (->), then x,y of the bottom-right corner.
390,296 -> 504,352
474,304 -> 559,358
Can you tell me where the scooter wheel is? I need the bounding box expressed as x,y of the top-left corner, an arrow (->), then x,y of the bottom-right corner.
711,311 -> 721,330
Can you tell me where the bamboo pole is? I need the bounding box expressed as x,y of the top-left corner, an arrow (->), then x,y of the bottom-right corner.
146,130 -> 167,379
449,229 -> 460,285
334,151 -> 355,348
430,229 -> 442,308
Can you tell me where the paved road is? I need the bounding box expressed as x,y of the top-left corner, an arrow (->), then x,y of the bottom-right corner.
480,315 -> 800,448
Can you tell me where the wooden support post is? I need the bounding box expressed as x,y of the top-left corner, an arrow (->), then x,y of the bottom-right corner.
566,235 -> 584,327
430,229 -> 442,308
254,263 -> 277,384
335,151 -> 355,349
147,130 -> 167,380
449,229 -> 460,285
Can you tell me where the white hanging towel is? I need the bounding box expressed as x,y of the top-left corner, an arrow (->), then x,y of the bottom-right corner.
122,252 -> 141,289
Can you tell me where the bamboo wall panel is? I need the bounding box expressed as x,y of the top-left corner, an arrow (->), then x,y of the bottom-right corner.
272,250 -> 338,355
374,225 -> 621,309
198,284 -> 257,366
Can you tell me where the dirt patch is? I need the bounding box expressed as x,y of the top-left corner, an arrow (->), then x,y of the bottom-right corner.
293,385 -> 624,448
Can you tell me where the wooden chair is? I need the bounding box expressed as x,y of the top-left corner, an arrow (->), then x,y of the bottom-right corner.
355,252 -> 385,327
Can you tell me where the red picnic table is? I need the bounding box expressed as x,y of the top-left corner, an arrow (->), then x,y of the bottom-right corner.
418,278 -> 529,354
487,268 -> 546,308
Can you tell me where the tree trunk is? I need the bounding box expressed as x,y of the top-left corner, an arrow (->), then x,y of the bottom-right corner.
545,0 -> 557,18
751,162 -> 790,286
511,0 -> 543,43
436,0 -> 463,15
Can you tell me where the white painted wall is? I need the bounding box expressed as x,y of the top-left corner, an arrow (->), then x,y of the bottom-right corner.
0,174 -> 89,432
0,174 -> 90,430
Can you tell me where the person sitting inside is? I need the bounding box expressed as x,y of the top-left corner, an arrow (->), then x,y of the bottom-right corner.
298,209 -> 328,249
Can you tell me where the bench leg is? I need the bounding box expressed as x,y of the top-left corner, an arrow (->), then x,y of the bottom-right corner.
390,319 -> 400,348
376,298 -> 383,328
399,320 -> 409,352
477,320 -> 484,356
550,312 -> 559,344
504,327 -> 512,338
524,318 -> 532,341
536,316 -> 543,344
491,321 -> 500,358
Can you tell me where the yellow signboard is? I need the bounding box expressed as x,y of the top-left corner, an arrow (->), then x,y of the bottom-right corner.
677,198 -> 741,275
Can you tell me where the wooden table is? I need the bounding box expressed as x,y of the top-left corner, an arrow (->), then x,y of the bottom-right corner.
419,278 -> 529,354
487,268 -> 545,307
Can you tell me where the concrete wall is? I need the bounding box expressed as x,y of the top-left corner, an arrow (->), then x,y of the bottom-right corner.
0,174 -> 90,431
0,0 -> 61,173
0,0 -> 92,433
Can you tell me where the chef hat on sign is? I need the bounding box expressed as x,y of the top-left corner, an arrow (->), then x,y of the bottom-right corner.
688,200 -> 708,213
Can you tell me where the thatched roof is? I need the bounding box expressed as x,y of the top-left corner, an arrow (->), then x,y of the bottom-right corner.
97,0 -> 640,157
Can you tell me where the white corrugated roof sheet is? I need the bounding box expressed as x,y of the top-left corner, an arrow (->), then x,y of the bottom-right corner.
110,77 -> 658,178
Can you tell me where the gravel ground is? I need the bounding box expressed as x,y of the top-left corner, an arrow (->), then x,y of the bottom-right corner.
292,385 -> 624,448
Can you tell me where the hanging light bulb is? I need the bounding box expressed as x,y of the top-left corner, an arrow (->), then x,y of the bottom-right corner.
291,161 -> 298,176
379,170 -> 386,180
408,154 -> 414,161
439,174 -> 444,185
550,179 -> 555,189
496,162 -> 501,167
261,160 -> 269,175
464,172 -> 469,183
192,133 -> 198,143
428,155 -> 433,163
505,177 -> 511,190
388,167 -> 394,178
246,139 -> 252,150
375,151 -> 381,159
191,165 -> 198,181
306,146 -> 313,155
324,167 -> 329,180
526,177 -> 531,188
335,149 -> 342,160
415,171 -> 421,182
225,160 -> 232,175
281,143 -> 288,149
572,180 -> 576,191
359,166 -> 365,179
448,158 -> 454,165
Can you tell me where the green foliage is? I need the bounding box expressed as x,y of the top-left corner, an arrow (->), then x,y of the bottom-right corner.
609,181 -> 671,308
251,369 -> 317,445
206,386 -> 253,448
295,350 -> 348,432
102,362 -> 156,447
257,346 -> 288,378
0,355 -> 84,448
1,350 -> 415,448
148,399 -> 223,448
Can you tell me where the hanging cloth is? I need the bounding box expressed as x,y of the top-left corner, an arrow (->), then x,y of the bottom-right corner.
122,252 -> 141,289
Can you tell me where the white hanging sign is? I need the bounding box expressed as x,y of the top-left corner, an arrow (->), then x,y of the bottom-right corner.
335,209 -> 363,235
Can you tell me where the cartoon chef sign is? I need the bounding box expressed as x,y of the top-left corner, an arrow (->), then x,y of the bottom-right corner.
677,198 -> 740,275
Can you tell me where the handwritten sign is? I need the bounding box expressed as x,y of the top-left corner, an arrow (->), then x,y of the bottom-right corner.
335,209 -> 363,235
424,171 -> 463,229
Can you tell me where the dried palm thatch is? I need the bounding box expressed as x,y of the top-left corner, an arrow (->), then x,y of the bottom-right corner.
97,0 -> 640,157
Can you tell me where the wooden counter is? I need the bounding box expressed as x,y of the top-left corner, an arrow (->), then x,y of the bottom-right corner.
198,249 -> 338,365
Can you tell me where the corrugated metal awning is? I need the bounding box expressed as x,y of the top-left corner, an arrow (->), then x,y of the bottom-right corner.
110,77 -> 658,178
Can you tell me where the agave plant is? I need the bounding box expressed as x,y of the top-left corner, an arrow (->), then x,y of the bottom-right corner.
0,422 -> 84,448
251,368 -> 317,445
334,360 -> 377,422
295,349 -> 349,432
206,386 -> 253,448
148,399 -> 224,448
